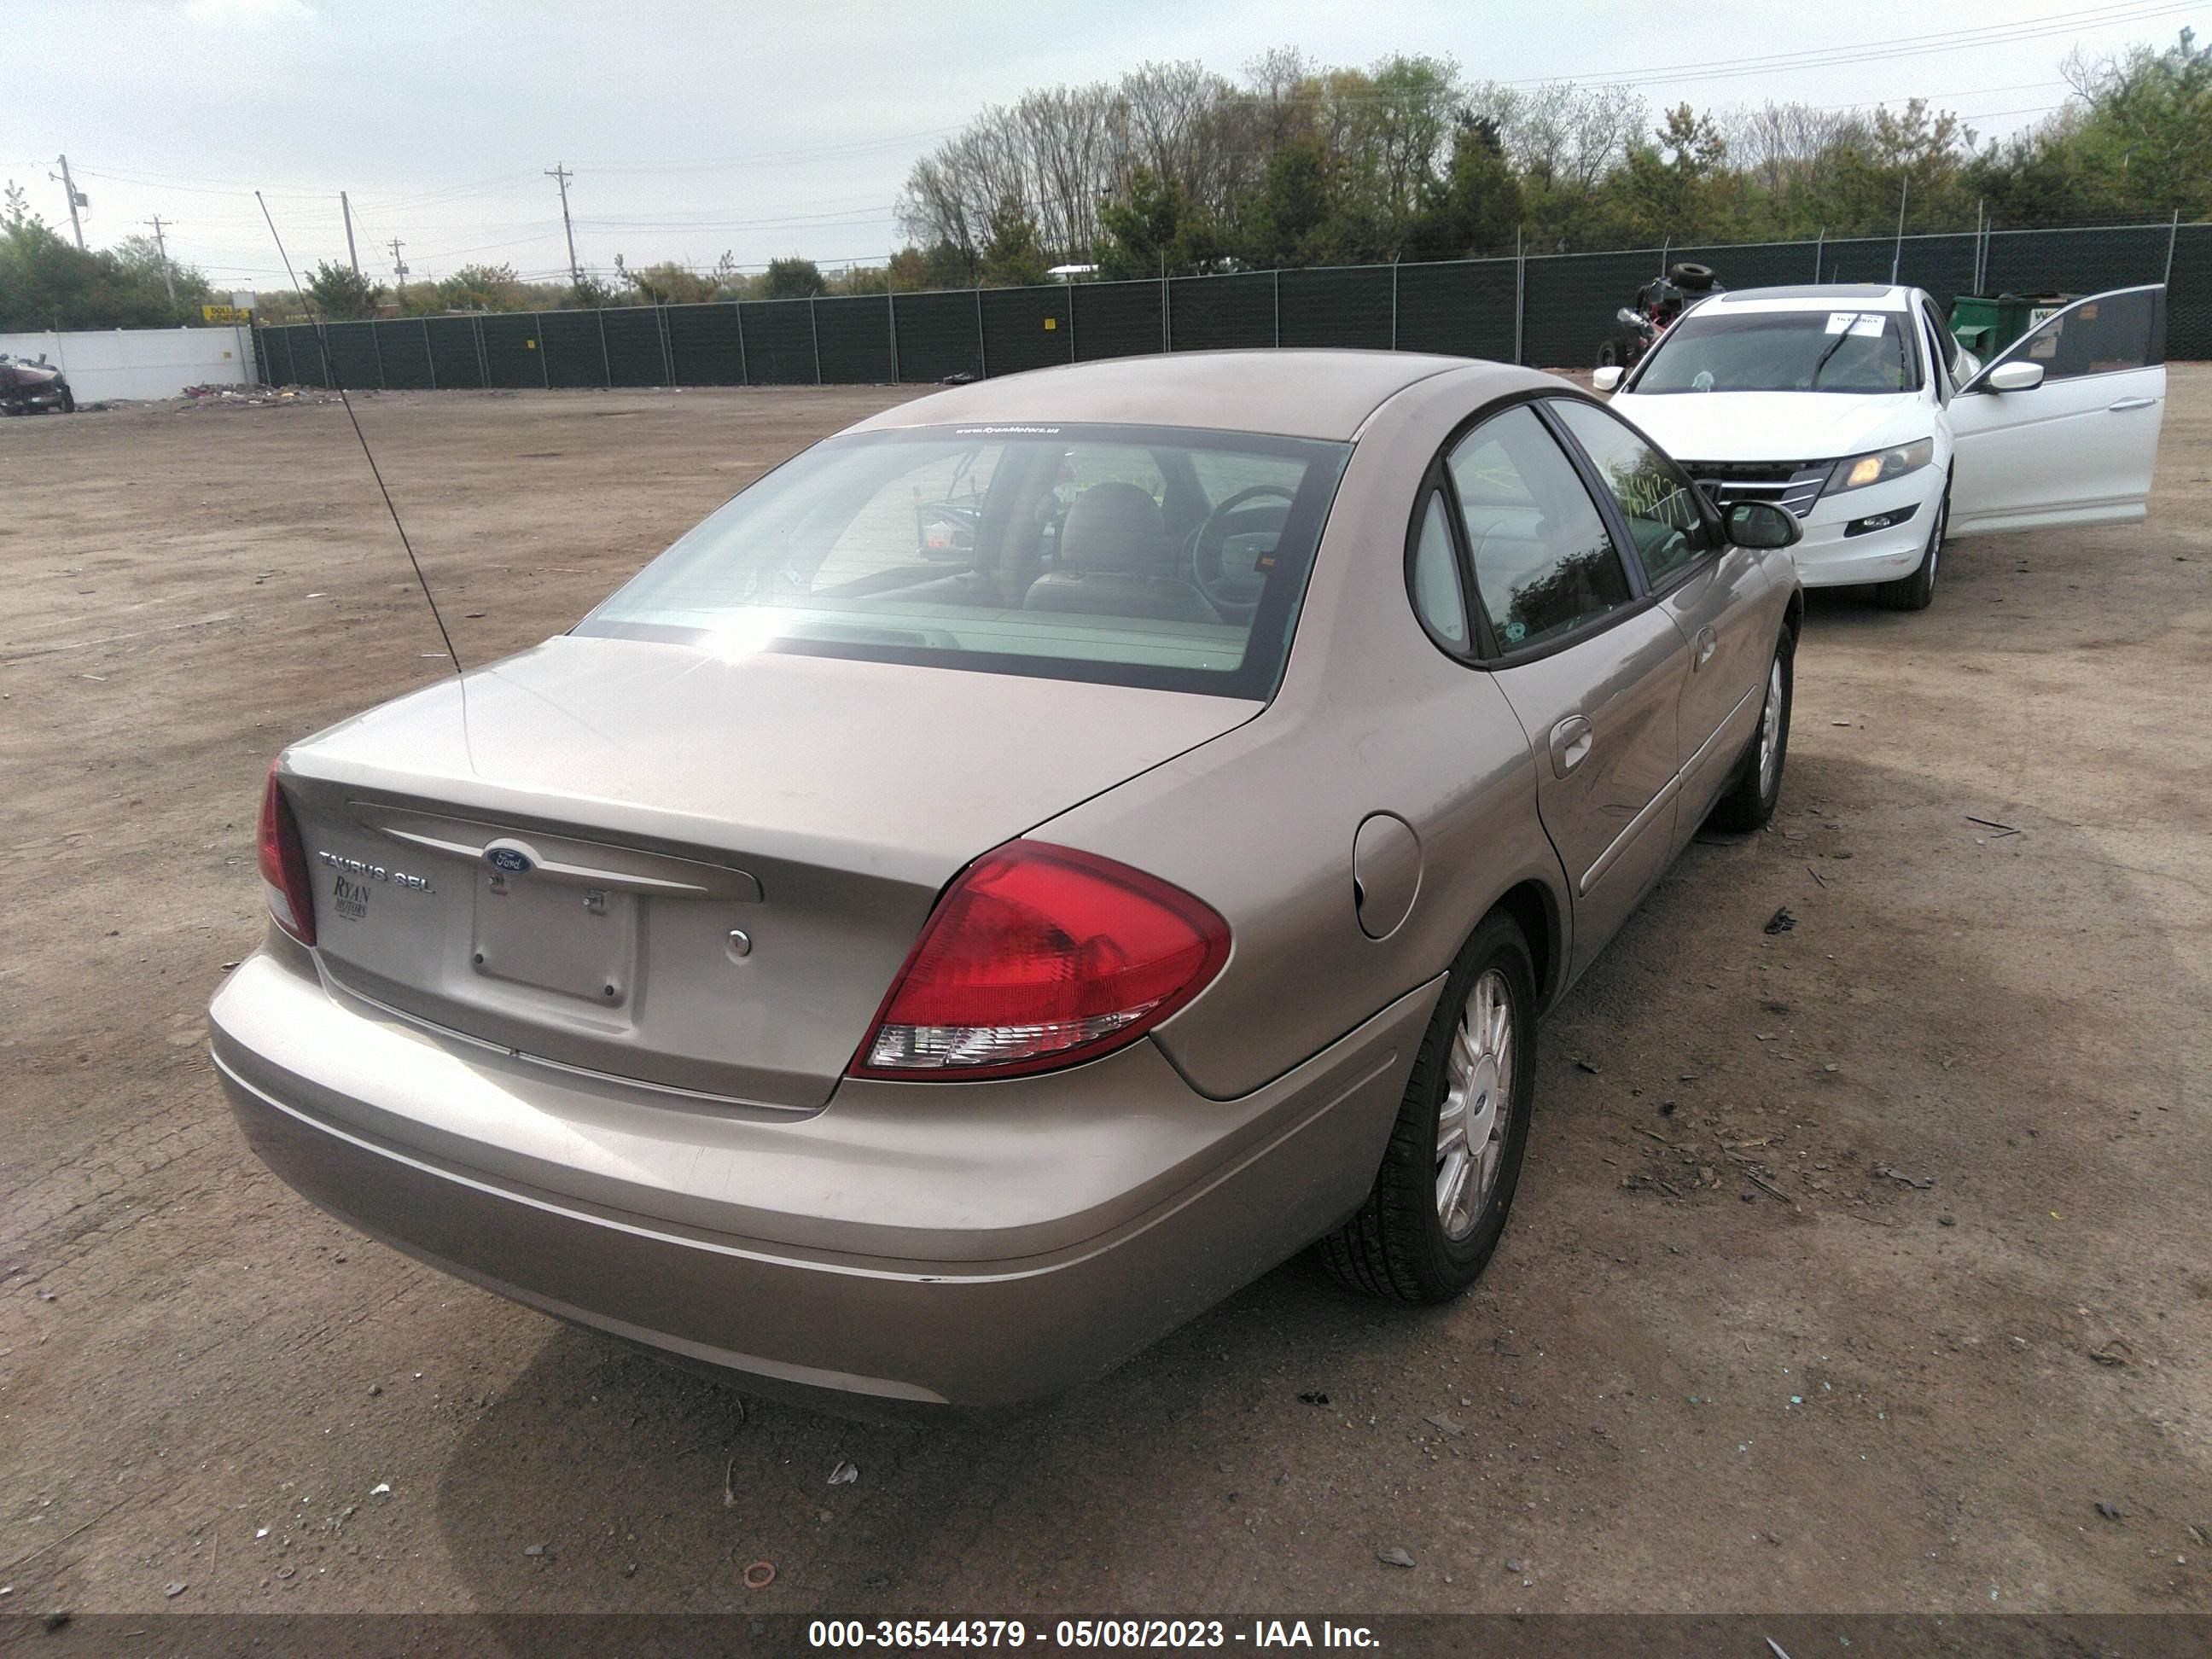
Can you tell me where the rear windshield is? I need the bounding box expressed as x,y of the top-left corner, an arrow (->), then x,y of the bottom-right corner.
1632,308 -> 1920,395
578,422 -> 1351,698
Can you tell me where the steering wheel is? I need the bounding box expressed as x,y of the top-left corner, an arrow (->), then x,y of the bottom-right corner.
1192,484 -> 1297,612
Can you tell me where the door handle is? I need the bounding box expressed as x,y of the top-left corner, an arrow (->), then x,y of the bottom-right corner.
1691,626 -> 1718,670
1549,716 -> 1593,778
2107,397 -> 2157,412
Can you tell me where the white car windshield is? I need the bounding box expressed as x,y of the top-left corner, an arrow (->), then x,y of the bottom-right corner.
1633,310 -> 1920,396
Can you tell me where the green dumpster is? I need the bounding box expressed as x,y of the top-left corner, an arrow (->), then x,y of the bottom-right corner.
1949,292 -> 2077,362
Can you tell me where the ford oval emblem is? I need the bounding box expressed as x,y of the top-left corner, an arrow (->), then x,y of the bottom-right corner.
485,846 -> 534,875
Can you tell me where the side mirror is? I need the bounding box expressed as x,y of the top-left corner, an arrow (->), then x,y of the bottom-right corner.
1592,365 -> 1624,393
1727,499 -> 1802,550
1986,359 -> 2044,392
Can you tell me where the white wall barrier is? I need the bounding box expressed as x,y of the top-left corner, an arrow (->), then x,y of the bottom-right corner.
0,326 -> 259,403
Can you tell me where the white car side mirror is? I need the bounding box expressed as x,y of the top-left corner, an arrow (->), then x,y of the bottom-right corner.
1592,365 -> 1624,393
1987,359 -> 2045,393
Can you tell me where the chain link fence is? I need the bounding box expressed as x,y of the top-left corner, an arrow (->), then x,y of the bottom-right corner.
258,220 -> 2209,393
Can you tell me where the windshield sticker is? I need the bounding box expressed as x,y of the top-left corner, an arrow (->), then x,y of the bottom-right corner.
1825,312 -> 1885,337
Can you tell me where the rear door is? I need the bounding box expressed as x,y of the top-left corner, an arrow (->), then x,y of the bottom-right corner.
1948,286 -> 2167,536
1441,405 -> 1691,979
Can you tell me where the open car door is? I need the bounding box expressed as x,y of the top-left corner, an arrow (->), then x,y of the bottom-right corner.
1947,285 -> 2165,538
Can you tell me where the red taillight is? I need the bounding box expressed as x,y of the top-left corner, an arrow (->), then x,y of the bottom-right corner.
852,841 -> 1229,1082
257,763 -> 317,946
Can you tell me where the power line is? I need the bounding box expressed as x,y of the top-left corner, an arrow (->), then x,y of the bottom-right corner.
1493,0 -> 2192,88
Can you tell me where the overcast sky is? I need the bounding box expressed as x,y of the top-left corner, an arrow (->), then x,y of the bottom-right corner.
1,0 -> 2201,294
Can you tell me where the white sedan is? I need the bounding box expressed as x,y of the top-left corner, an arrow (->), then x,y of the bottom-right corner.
1595,282 -> 2167,609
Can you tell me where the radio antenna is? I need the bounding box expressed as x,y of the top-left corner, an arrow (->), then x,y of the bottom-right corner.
255,190 -> 463,676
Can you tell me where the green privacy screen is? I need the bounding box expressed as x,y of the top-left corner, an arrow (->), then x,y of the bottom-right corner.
253,218 -> 2209,393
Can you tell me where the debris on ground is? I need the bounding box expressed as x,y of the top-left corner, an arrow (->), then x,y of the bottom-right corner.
174,382 -> 349,411
1575,1059 -> 1602,1074
743,1560 -> 777,1589
2096,1502 -> 2123,1520
1505,1557 -> 1527,1573
1297,1390 -> 1330,1406
2090,1338 -> 2135,1368
828,1460 -> 859,1487
1873,1164 -> 1936,1190
523,1543 -> 546,1557
1375,1547 -> 1415,1569
1965,814 -> 2021,838
162,1581 -> 187,1598
1763,907 -> 1796,934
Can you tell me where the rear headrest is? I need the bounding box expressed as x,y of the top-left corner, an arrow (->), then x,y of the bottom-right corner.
1059,480 -> 1170,576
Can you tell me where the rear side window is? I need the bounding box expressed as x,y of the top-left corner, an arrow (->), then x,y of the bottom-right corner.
1409,491 -> 1468,648
1548,400 -> 1717,586
1447,406 -> 1632,652
581,423 -> 1350,699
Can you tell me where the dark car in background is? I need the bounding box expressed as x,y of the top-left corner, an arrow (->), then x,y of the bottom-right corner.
0,353 -> 76,415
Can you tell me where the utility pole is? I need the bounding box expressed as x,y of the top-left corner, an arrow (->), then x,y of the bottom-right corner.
388,237 -> 408,286
50,154 -> 86,250
546,164 -> 580,287
341,190 -> 361,276
1889,177 -> 1909,284
144,214 -> 178,305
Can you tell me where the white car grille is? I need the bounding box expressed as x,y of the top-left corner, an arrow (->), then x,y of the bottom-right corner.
1683,461 -> 1834,520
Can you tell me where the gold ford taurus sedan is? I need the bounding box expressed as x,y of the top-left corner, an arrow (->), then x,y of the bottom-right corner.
212,351 -> 1803,1408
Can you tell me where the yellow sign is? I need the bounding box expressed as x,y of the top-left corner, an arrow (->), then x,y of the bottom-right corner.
201,304 -> 252,324
1044,316 -> 1057,330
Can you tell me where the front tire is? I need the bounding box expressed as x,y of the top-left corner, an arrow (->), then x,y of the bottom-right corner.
57,385 -> 75,414
1708,628 -> 1794,833
1871,482 -> 1947,611
1322,911 -> 1537,1303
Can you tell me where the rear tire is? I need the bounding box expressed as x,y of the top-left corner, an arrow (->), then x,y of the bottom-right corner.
1708,628 -> 1794,833
58,386 -> 75,415
1596,339 -> 1619,370
1871,483 -> 1947,611
1322,911 -> 1537,1303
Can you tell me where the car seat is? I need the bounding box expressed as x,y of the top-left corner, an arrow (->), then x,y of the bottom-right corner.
1023,480 -> 1221,624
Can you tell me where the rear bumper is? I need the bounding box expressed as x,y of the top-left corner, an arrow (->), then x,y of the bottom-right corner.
211,944 -> 1432,1407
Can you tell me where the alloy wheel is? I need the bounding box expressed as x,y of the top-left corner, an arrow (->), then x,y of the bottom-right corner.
1437,969 -> 1515,1240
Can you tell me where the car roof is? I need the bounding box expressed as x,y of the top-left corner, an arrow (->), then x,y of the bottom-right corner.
845,350 -> 1552,442
1701,283 -> 1916,312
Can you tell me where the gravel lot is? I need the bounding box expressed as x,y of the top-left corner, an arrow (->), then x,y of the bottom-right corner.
3,371 -> 2208,1621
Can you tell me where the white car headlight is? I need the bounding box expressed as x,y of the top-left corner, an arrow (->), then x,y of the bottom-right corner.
1823,438 -> 1935,496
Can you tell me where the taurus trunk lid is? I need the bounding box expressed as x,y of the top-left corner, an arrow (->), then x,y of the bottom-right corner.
279,637 -> 1256,1109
